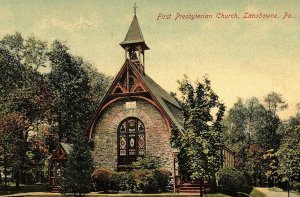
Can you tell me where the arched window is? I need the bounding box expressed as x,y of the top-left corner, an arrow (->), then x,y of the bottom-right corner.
118,117 -> 145,165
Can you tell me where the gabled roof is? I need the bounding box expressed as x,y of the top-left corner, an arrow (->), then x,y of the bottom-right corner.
60,143 -> 73,155
129,61 -> 184,132
86,59 -> 184,138
120,14 -> 149,50
50,143 -> 73,160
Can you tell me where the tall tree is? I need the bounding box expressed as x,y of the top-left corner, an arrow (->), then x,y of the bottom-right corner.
0,32 -> 24,61
60,132 -> 94,196
276,107 -> 300,183
276,125 -> 300,182
256,92 -> 286,151
0,113 -> 30,189
171,75 -> 225,196
48,41 -> 91,142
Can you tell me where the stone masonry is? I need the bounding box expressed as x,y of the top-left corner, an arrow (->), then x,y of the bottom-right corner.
91,98 -> 174,173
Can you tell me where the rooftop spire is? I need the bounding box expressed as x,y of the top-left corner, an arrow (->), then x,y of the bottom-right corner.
120,6 -> 149,50
133,3 -> 137,15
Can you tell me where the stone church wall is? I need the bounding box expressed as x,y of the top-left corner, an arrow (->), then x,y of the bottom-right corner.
91,98 -> 174,173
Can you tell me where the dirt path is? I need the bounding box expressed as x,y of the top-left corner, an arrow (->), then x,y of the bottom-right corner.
255,187 -> 300,197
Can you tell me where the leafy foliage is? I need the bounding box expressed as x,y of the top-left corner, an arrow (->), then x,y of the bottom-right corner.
60,133 -> 94,196
223,93 -> 285,186
110,171 -> 136,192
216,167 -> 247,196
131,153 -> 162,170
171,75 -> 225,180
133,169 -> 159,193
276,125 -> 300,181
91,167 -> 112,192
0,113 -> 30,189
0,32 -> 110,189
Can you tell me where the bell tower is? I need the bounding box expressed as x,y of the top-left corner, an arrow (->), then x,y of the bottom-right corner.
120,4 -> 149,75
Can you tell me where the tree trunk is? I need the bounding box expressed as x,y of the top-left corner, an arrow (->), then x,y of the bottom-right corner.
253,174 -> 257,186
4,150 -> 8,191
15,171 -> 20,190
200,179 -> 204,197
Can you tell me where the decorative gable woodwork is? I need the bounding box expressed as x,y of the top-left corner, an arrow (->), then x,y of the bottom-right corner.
51,146 -> 68,160
112,82 -> 128,94
132,82 -> 146,93
110,61 -> 148,95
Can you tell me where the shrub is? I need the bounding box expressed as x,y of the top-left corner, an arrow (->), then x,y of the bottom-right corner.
110,171 -> 136,192
131,153 -> 162,170
155,168 -> 172,192
292,182 -> 300,192
132,169 -> 159,193
91,167 -> 111,192
216,167 -> 247,196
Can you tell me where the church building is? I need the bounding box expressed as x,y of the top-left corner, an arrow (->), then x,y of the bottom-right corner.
49,9 -> 235,193
86,11 -> 184,174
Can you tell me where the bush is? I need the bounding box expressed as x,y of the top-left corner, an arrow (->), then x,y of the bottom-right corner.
132,169 -> 159,193
131,153 -> 161,170
155,168 -> 172,192
91,167 -> 111,192
110,171 -> 136,192
292,182 -> 300,192
216,167 -> 247,196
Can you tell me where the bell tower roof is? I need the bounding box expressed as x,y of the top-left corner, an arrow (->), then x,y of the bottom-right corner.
120,14 -> 149,50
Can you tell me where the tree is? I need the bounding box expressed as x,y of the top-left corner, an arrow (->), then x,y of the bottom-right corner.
23,36 -> 48,71
0,113 -> 30,189
0,32 -> 24,61
60,132 -> 94,196
0,47 -> 25,98
48,41 -> 91,142
224,97 -> 265,152
171,75 -> 225,196
224,93 -> 285,186
277,119 -> 300,182
264,92 -> 288,118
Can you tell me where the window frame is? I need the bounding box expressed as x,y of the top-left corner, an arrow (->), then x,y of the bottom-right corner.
117,117 -> 146,166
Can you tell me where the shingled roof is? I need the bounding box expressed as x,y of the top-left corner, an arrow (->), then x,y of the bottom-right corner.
60,143 -> 73,155
120,14 -> 149,50
128,61 -> 184,132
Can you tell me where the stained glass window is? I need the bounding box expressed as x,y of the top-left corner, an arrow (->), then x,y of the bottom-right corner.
118,117 -> 146,165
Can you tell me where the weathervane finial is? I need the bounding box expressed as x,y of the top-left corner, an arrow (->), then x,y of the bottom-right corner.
133,3 -> 137,15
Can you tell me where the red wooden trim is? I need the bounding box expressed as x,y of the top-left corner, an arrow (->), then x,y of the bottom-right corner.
112,82 -> 128,94
86,59 -> 173,139
131,81 -> 147,92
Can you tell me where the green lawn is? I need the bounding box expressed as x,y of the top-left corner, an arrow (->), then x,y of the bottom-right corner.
24,194 -> 230,197
268,187 -> 284,192
0,184 -> 230,197
249,188 -> 265,197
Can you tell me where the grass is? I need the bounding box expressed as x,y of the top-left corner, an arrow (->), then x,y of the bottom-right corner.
268,187 -> 283,192
0,184 -> 47,195
249,188 -> 265,197
24,194 -> 230,197
0,184 -> 229,197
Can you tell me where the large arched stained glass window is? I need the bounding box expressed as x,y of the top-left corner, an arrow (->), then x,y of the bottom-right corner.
118,117 -> 145,165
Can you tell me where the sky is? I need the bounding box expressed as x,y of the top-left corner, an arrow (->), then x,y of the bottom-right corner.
1,0 -> 299,119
